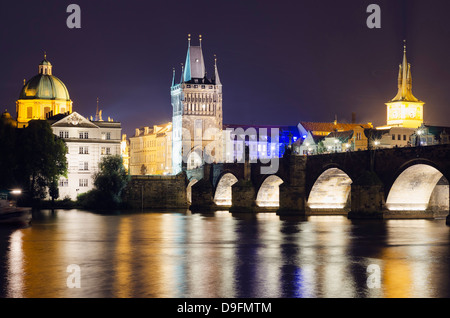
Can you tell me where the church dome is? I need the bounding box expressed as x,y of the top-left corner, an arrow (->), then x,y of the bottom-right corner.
18,57 -> 70,101
19,74 -> 70,100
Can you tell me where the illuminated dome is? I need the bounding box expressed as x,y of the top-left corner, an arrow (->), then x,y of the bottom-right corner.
0,110 -> 17,127
19,58 -> 70,101
16,55 -> 73,128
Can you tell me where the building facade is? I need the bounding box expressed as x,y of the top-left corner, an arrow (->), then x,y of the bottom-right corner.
129,122 -> 172,175
48,112 -> 122,200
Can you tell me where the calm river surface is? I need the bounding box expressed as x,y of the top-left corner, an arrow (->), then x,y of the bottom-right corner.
0,209 -> 450,298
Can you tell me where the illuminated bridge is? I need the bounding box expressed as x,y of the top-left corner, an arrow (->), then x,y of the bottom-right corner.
187,144 -> 450,224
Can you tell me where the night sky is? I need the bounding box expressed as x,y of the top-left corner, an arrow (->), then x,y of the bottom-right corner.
1,0 -> 450,137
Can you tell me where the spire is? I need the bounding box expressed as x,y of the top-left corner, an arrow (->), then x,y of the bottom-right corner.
213,54 -> 221,85
171,67 -> 175,87
390,40 -> 420,102
401,40 -> 408,97
180,63 -> 184,83
183,34 -> 206,82
95,97 -> 100,121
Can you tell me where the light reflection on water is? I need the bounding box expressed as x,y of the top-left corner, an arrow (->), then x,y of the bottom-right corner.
0,209 -> 449,298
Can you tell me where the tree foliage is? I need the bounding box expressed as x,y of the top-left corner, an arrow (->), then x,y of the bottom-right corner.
77,155 -> 129,210
0,120 -> 68,203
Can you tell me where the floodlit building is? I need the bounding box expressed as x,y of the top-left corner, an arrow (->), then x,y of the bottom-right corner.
380,41 -> 424,129
170,34 -> 223,173
47,112 -> 122,200
129,122 -> 172,175
16,54 -> 73,128
15,56 -> 122,200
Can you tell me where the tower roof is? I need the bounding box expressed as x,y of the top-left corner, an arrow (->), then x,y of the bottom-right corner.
183,34 -> 206,82
389,41 -> 422,103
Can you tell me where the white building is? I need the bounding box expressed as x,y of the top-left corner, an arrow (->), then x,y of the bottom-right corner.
48,111 -> 122,200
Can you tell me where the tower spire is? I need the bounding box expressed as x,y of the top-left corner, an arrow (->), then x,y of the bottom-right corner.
391,40 -> 419,103
171,67 -> 175,87
401,40 -> 408,97
95,97 -> 100,121
214,54 -> 221,85
180,63 -> 184,83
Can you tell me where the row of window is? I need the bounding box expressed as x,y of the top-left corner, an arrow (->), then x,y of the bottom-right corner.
77,146 -> 111,155
185,84 -> 214,89
392,134 -> 408,141
59,178 -> 88,187
27,107 -> 66,119
58,131 -> 112,140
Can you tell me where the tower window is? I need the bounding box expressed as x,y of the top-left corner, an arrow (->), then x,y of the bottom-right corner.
27,107 -> 32,118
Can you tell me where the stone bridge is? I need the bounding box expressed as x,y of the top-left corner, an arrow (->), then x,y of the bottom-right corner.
187,145 -> 450,223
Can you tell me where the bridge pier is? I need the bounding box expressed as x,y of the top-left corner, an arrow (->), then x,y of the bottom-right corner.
277,183 -> 307,215
348,171 -> 386,219
229,180 -> 257,213
277,154 -> 307,216
189,164 -> 218,212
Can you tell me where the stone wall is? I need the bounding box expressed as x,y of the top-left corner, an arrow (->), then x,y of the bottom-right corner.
122,173 -> 189,210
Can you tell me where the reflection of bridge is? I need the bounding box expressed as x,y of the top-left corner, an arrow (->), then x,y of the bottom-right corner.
187,145 -> 450,224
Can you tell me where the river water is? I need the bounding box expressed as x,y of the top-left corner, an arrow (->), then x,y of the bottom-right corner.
0,209 -> 449,298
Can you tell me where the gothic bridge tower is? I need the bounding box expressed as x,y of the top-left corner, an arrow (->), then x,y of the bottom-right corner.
171,34 -> 223,174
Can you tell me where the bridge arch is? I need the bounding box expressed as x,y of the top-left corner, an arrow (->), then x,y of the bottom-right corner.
214,172 -> 238,206
386,162 -> 449,213
256,175 -> 284,207
307,167 -> 353,210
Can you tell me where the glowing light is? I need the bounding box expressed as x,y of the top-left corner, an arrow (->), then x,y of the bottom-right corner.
11,189 -> 22,195
386,164 -> 444,212
256,175 -> 284,207
214,173 -> 238,206
308,168 -> 352,210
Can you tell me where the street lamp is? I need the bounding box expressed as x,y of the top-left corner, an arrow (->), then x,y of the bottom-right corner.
417,130 -> 422,147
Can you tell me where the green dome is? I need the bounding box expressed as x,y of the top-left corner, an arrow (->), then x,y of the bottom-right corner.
19,74 -> 70,101
40,59 -> 52,66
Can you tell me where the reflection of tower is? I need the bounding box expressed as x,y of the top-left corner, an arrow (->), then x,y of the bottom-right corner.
385,41 -> 424,128
171,34 -> 223,174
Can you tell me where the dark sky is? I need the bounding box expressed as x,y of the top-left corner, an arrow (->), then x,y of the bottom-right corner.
1,0 -> 450,137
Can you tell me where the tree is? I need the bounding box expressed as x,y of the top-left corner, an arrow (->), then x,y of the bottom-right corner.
16,120 -> 68,201
78,155 -> 129,210
0,119 -> 18,190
